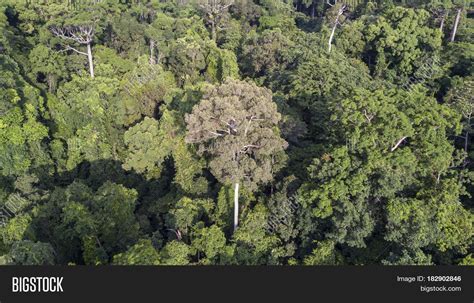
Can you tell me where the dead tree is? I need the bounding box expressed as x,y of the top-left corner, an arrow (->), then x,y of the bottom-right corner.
327,0 -> 347,53
51,25 -> 95,78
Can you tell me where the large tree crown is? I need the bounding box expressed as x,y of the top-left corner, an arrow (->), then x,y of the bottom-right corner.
185,79 -> 287,187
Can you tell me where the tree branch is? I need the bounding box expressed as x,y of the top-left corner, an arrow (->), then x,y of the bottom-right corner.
239,144 -> 260,153
363,109 -> 374,123
64,45 -> 88,56
390,136 -> 407,152
244,116 -> 256,136
208,130 -> 224,137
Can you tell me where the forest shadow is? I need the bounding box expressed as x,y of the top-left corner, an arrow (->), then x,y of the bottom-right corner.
20,158 -> 176,264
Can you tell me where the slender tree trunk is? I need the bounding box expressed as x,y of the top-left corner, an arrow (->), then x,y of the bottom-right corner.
328,23 -> 337,53
233,182 -> 239,232
328,6 -> 345,53
440,10 -> 448,33
450,8 -> 462,42
464,131 -> 469,153
149,40 -> 156,65
157,52 -> 162,65
87,43 -> 94,78
311,4 -> 315,18
210,19 -> 217,42
47,74 -> 54,93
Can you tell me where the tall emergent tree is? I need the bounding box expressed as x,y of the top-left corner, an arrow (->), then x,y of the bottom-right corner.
446,76 -> 474,153
326,1 -> 347,53
449,0 -> 468,42
185,79 -> 288,232
197,0 -> 234,41
50,24 -> 95,78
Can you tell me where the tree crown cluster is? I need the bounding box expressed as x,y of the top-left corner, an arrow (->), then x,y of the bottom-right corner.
0,0 -> 472,265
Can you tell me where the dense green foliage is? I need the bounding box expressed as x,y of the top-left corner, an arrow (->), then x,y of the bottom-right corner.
0,0 -> 472,265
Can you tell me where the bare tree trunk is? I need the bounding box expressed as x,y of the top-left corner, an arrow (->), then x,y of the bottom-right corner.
450,8 -> 462,42
440,10 -> 448,33
157,52 -> 162,65
233,182 -> 239,232
328,23 -> 337,53
391,136 -> 407,152
149,40 -> 156,65
47,74 -> 54,93
328,5 -> 345,53
464,131 -> 469,153
51,25 -> 95,78
87,43 -> 94,78
311,4 -> 315,18
211,20 -> 217,42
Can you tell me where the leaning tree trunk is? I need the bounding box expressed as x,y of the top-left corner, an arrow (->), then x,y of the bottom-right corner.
233,182 -> 239,232
440,10 -> 448,33
87,43 -> 94,78
450,8 -> 462,42
328,5 -> 345,53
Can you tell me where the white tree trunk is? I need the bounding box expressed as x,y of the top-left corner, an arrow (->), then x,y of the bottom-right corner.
211,20 -> 217,42
47,74 -> 54,93
328,21 -> 338,53
233,182 -> 239,232
149,40 -> 156,65
87,43 -> 94,78
328,6 -> 345,53
450,8 -> 462,42
391,136 -> 407,152
440,10 -> 448,33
